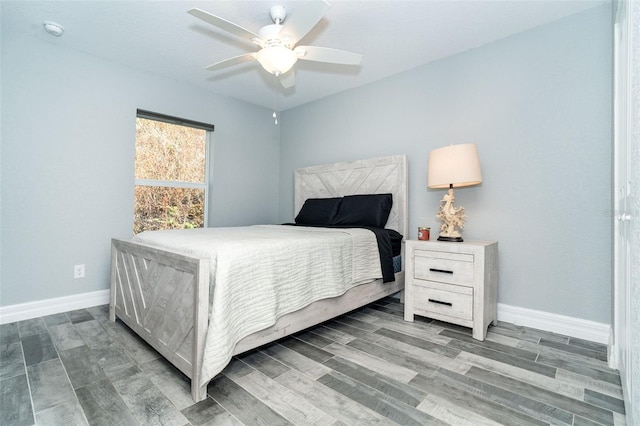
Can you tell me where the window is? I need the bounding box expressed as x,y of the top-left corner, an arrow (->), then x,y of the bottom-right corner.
133,110 -> 214,234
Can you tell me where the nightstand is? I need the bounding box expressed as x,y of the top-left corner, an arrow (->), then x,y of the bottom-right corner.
403,239 -> 498,341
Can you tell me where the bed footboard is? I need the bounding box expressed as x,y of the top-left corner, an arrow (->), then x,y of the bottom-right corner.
109,239 -> 210,402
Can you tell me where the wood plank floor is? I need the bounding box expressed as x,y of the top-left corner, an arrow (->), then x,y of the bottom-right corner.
0,298 -> 627,426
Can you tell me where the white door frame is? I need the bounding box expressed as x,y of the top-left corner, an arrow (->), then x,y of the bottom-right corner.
612,0 -> 637,423
611,0 -> 630,369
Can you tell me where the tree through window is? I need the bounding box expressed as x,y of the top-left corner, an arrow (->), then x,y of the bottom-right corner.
133,110 -> 213,234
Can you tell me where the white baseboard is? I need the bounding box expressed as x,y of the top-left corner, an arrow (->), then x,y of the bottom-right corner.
498,303 -> 610,344
0,291 -> 611,346
607,329 -> 618,369
0,290 -> 110,324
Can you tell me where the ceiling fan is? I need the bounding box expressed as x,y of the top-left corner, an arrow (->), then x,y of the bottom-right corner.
188,0 -> 362,88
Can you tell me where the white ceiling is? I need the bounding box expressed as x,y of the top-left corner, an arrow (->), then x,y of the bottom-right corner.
3,0 -> 607,111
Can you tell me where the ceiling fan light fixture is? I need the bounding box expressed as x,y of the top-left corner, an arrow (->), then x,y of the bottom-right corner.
256,45 -> 298,75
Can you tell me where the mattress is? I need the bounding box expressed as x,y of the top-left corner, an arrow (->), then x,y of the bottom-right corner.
393,255 -> 402,273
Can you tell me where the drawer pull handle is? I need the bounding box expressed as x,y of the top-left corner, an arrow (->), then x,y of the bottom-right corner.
429,268 -> 453,274
428,298 -> 453,307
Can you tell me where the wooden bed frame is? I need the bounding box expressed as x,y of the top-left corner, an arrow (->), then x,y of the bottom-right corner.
109,154 -> 408,402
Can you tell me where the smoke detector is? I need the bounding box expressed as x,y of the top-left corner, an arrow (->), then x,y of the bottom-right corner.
43,21 -> 64,37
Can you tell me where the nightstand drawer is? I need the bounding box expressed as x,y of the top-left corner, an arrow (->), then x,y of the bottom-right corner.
413,282 -> 473,321
413,251 -> 474,285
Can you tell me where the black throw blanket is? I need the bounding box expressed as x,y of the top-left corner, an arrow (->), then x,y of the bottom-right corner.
284,224 -> 396,283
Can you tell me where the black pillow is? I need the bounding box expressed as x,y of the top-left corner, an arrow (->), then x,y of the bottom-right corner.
332,193 -> 393,228
295,197 -> 343,225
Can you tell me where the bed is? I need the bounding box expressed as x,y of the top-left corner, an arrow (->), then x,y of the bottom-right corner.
109,154 -> 408,402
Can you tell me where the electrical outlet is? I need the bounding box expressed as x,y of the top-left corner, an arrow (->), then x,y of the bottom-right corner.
74,264 -> 85,279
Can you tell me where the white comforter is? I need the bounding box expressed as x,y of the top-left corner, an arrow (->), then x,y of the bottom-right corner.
132,225 -> 382,384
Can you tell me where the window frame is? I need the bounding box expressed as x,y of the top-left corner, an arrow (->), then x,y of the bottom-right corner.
134,109 -> 214,231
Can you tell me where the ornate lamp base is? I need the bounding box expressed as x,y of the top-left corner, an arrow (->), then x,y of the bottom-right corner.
435,187 -> 467,243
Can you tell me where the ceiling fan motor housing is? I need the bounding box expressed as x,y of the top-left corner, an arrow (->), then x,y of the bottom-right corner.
259,24 -> 284,42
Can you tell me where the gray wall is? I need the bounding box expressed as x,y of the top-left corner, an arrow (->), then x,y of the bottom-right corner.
1,34 -> 280,306
279,4 -> 613,323
1,4 -> 613,325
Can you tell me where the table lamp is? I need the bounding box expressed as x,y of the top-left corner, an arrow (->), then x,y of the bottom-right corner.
427,144 -> 483,242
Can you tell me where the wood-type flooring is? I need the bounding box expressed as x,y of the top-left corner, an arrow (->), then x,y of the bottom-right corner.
0,298 -> 627,425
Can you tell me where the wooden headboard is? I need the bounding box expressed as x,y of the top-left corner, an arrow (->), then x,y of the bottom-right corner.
294,155 -> 408,238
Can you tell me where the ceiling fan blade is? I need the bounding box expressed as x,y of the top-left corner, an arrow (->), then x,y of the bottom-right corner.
279,0 -> 330,45
295,46 -> 362,65
279,69 -> 296,88
188,8 -> 261,42
205,53 -> 256,71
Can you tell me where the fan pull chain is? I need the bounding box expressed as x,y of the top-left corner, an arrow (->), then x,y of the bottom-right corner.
273,84 -> 278,125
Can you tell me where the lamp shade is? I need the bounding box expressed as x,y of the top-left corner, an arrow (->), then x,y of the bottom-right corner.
256,45 -> 298,75
427,143 -> 483,189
